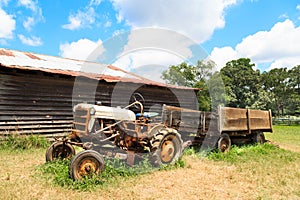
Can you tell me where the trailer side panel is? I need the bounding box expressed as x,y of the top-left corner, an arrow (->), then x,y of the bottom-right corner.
220,107 -> 272,133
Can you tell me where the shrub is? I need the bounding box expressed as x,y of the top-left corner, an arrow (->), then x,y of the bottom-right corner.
0,134 -> 49,150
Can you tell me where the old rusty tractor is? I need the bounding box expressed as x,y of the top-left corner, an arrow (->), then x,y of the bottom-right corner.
46,93 -> 183,180
45,93 -> 273,180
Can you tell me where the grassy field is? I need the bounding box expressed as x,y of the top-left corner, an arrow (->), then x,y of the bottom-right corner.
265,125 -> 300,153
0,126 -> 299,200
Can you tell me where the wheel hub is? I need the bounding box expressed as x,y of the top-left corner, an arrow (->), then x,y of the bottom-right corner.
221,142 -> 227,150
160,140 -> 175,163
79,160 -> 97,175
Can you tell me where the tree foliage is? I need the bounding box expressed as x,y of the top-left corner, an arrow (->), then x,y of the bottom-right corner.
261,68 -> 289,116
161,58 -> 300,116
161,60 -> 218,111
220,58 -> 261,108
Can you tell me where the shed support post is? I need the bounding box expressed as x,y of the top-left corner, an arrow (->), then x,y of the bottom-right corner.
247,109 -> 251,134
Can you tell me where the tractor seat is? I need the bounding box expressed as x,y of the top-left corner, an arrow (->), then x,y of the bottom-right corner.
136,112 -> 159,119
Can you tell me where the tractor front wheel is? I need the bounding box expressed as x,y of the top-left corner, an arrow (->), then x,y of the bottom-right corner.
69,150 -> 105,180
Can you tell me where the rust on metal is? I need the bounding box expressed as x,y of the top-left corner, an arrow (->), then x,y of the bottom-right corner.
24,53 -> 42,60
0,48 -> 197,90
0,49 -> 14,56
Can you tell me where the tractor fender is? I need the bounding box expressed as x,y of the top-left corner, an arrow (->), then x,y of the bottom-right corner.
147,124 -> 166,139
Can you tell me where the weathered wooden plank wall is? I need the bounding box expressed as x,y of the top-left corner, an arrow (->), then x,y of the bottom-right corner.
0,66 -> 198,137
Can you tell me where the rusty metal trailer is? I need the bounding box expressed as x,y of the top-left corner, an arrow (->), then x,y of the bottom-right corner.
162,105 -> 273,151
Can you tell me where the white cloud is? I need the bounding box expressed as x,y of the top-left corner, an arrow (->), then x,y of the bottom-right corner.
110,0 -> 237,43
237,20 -> 300,63
112,29 -> 125,37
18,34 -> 42,46
62,7 -> 96,30
210,19 -> 300,70
104,21 -> 112,28
113,49 -> 185,83
18,0 -> 44,31
115,13 -> 123,23
0,8 -> 15,39
23,16 -> 35,31
62,0 -> 103,30
0,39 -> 8,45
62,15 -> 82,30
210,46 -> 238,70
0,0 -> 10,7
89,0 -> 102,6
113,49 -> 185,70
296,4 -> 300,11
59,38 -> 103,60
18,0 -> 38,12
123,29 -> 194,58
279,13 -> 288,20
268,57 -> 300,70
108,28 -> 209,83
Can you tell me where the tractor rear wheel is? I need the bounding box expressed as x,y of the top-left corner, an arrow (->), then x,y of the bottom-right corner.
45,141 -> 75,162
69,150 -> 105,180
150,128 -> 183,166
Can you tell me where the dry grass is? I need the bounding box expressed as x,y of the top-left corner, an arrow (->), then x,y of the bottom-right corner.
1,148 -> 299,200
0,126 -> 299,200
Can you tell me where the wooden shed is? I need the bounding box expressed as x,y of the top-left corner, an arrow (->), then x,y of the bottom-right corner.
0,48 -> 198,137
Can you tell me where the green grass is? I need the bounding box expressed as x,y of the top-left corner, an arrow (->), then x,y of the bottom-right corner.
36,156 -> 186,191
265,125 -> 300,152
0,133 -> 187,191
2,125 -> 299,195
0,134 -> 49,150
207,143 -> 299,164
191,125 -> 300,167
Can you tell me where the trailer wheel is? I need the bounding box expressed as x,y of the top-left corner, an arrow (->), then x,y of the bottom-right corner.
150,128 -> 183,166
69,150 -> 105,180
253,132 -> 266,144
217,134 -> 231,153
45,141 -> 75,162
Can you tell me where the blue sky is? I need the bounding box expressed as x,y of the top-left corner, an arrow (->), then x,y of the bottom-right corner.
1,0 -> 300,73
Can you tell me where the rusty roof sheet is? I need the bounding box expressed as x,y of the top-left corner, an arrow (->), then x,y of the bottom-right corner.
0,48 -> 198,90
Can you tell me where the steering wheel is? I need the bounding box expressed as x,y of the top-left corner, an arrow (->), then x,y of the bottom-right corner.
130,92 -> 145,111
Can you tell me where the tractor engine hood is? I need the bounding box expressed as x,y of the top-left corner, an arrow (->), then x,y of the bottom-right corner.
74,103 -> 136,121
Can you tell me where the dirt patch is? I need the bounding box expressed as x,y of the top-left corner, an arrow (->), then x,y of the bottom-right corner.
107,158 -> 259,200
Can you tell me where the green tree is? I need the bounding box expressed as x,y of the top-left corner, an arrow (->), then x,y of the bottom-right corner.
161,60 -> 218,111
289,65 -> 300,94
220,58 -> 261,108
286,65 -> 300,115
161,62 -> 195,87
261,68 -> 290,116
250,88 -> 275,111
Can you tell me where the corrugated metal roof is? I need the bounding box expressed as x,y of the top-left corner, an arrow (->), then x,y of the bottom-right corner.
0,48 -> 197,90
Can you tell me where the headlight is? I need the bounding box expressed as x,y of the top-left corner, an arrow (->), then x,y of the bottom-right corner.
89,107 -> 96,115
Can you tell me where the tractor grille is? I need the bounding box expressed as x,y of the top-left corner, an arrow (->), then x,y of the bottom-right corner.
73,108 -> 90,136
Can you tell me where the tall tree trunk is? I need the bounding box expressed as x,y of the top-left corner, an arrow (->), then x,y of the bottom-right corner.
277,104 -> 280,117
